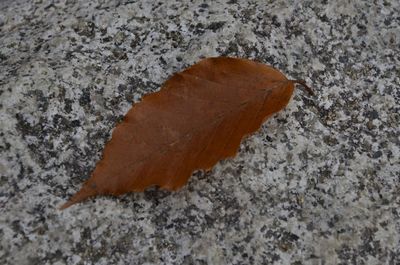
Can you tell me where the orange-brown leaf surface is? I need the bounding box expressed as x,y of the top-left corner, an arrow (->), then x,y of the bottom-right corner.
60,57 -> 312,209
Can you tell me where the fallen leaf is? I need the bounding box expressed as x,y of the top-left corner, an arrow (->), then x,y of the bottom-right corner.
60,57 -> 313,209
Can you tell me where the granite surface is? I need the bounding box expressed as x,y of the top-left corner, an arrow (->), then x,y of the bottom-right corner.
1,0 -> 399,264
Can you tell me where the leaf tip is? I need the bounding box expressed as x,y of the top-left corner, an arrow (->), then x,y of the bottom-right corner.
58,184 -> 98,210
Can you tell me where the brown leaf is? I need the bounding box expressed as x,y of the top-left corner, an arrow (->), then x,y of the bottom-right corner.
60,57 -> 313,209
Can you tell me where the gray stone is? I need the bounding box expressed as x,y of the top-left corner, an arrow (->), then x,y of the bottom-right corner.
1,0 -> 399,265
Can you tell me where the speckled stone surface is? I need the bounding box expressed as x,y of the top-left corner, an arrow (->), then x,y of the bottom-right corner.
1,0 -> 399,264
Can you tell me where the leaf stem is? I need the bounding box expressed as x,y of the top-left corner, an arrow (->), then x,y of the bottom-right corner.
290,79 -> 315,96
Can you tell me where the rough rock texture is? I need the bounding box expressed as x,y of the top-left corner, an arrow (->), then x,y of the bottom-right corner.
0,0 -> 399,264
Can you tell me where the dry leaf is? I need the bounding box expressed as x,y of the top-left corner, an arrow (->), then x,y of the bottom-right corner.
60,57 -> 313,209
